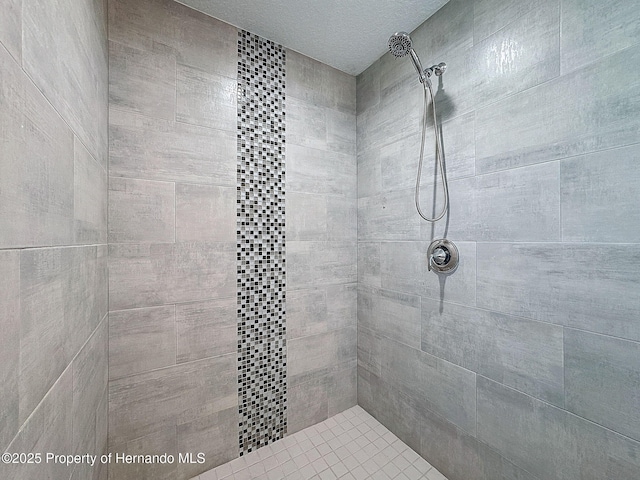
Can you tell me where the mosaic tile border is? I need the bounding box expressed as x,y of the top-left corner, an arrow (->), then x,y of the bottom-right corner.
236,30 -> 287,455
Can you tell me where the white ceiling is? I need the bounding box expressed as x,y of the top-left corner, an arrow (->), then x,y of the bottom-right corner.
176,0 -> 449,75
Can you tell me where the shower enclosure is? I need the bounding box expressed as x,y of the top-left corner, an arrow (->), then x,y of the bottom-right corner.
1,0 -> 639,479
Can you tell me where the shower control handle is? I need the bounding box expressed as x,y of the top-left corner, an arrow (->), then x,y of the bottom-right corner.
427,239 -> 459,273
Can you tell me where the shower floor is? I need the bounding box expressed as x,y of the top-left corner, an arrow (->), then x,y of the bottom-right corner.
194,406 -> 448,480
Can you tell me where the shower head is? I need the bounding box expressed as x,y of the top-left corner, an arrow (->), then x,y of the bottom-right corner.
388,32 -> 412,58
388,32 -> 427,83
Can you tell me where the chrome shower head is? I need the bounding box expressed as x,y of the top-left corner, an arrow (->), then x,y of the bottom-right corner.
388,32 -> 427,83
388,32 -> 412,58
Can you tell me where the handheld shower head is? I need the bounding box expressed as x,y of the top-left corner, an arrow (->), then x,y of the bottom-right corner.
388,32 -> 427,83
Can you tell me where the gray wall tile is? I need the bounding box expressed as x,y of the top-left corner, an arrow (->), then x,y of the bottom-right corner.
287,193 -> 356,241
477,376 -> 640,480
327,365 -> 357,416
74,138 -> 108,244
356,61 -> 380,116
0,0 -> 21,62
288,144 -> 356,197
287,49 -> 356,114
109,242 -> 235,310
109,177 -> 176,243
357,327 -> 382,378
72,319 -> 108,457
109,306 -> 176,380
476,45 -> 640,174
358,285 -> 421,349
424,162 -> 561,242
380,241 -> 476,307
358,190 -> 420,241
419,405 -> 539,480
565,329 -> 640,442
2,367 -> 73,480
20,246 -> 106,424
0,45 -> 74,249
176,407 -> 238,479
474,0 -> 551,43
108,354 -> 237,447
357,147 -> 382,199
471,2 -> 560,108
23,0 -> 107,166
422,300 -> 564,406
109,108 -> 236,185
287,376 -> 329,435
357,242 -> 381,288
380,338 -> 477,435
287,241 -> 357,289
109,40 -> 176,120
175,183 -> 235,242
175,298 -> 236,363
561,0 -> 640,73
108,0 -> 237,77
477,243 -> 640,342
176,63 -> 237,131
0,251 -> 20,451
561,144 -> 640,243
108,427 -> 177,480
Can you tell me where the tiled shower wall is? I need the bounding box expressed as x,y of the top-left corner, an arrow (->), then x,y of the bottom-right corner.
0,0 -> 109,479
357,1 -> 640,480
107,0 -> 356,478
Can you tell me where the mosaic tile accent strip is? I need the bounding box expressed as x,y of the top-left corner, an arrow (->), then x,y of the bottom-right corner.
236,30 -> 287,455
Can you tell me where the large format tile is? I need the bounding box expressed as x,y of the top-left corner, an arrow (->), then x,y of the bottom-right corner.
423,161 -> 561,242
109,177 -> 176,243
109,40 -> 176,120
287,192 -> 356,241
0,45 -> 74,249
108,354 -> 237,447
2,367 -> 73,480
108,0 -> 237,77
287,49 -> 356,114
357,242 -> 381,288
561,0 -> 640,73
380,241 -> 476,307
287,375 -> 329,434
561,144 -> 640,242
421,301 -> 564,406
358,189 -> 420,241
0,0 -> 21,62
108,427 -> 177,480
0,250 -> 20,451
474,0 -> 551,43
477,376 -> 640,480
176,406 -> 238,479
109,108 -> 236,185
287,144 -> 356,198
74,138 -> 108,244
358,285 -> 421,349
175,184 -> 237,242
327,364 -> 357,416
175,298 -> 236,363
23,0 -> 107,166
477,243 -> 640,342
109,306 -> 176,380
476,45 -> 640,173
20,246 -> 107,424
288,328 -> 356,387
176,63 -> 237,132
72,319 -> 108,457
419,404 -> 539,480
287,284 -> 356,339
288,96 -> 356,156
287,242 -> 356,289
380,338 -> 477,435
109,242 -> 235,310
565,329 -> 640,442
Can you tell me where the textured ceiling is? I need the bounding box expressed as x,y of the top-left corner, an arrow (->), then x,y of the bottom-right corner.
175,0 -> 449,75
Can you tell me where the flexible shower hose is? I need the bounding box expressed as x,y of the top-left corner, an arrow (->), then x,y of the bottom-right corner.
415,80 -> 448,222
